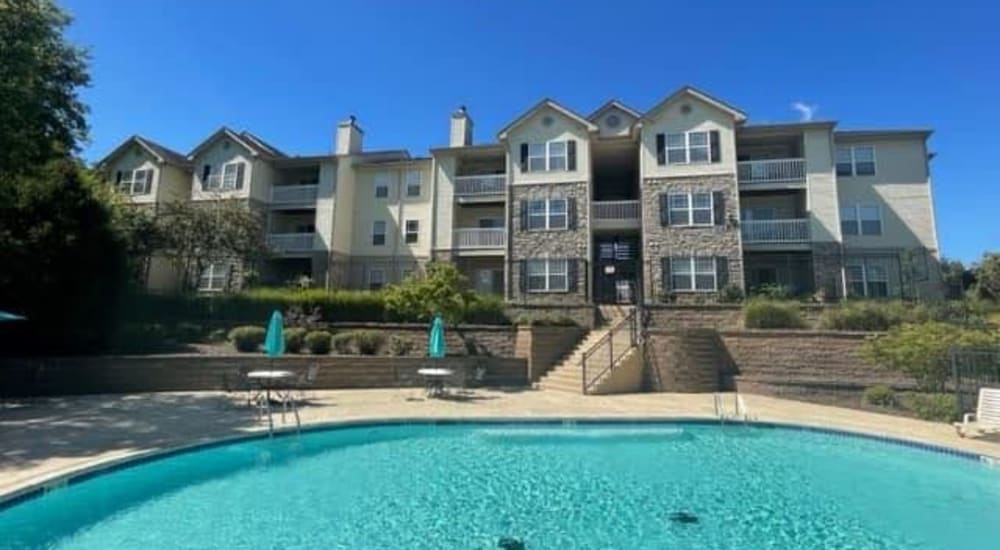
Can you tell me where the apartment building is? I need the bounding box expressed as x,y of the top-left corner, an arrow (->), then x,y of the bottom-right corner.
98,85 -> 942,301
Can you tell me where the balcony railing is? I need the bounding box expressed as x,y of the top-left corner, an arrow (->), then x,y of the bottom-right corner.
454,174 -> 505,198
454,228 -> 506,248
737,158 -> 806,185
592,200 -> 640,221
267,232 -> 315,253
741,219 -> 810,243
272,184 -> 318,204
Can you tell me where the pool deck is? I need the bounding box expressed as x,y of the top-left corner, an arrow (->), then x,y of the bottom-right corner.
2,389 -> 999,503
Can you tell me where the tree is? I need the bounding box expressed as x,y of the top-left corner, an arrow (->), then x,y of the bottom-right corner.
0,0 -> 89,179
940,257 -> 975,298
384,263 -> 473,325
154,200 -> 270,291
973,253 -> 1000,301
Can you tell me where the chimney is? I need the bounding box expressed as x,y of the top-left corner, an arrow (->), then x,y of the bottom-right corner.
449,105 -> 473,147
335,115 -> 363,155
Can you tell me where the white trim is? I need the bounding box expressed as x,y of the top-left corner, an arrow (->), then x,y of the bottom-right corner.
670,256 -> 718,292
836,145 -> 877,177
526,258 -> 569,293
116,168 -> 154,195
667,192 -> 714,226
374,172 -> 390,199
198,262 -> 230,292
404,170 -> 421,198
372,220 -> 387,246
840,203 -> 882,236
845,258 -> 890,297
526,198 -> 568,230
665,131 -> 712,165
525,140 -> 570,173
367,268 -> 386,290
404,219 -> 419,244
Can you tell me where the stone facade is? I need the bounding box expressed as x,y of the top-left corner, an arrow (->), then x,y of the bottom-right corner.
812,241 -> 845,299
509,181 -> 590,305
641,175 -> 744,304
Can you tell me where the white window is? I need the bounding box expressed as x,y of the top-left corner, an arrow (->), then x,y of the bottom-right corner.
372,221 -> 386,246
404,220 -> 419,244
526,198 -> 568,230
526,141 -> 569,172
668,192 -> 713,226
526,258 -> 568,292
198,262 -> 230,292
116,169 -> 153,195
836,146 -> 876,177
840,204 -> 882,236
374,172 -> 390,198
666,131 -> 712,164
368,268 -> 385,290
846,258 -> 890,297
405,170 -> 421,197
671,256 -> 717,292
220,162 -> 244,190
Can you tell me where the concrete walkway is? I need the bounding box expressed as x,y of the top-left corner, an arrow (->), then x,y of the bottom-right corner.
2,389 -> 998,501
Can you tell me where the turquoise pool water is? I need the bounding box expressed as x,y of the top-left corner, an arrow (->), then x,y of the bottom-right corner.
1,422 -> 999,549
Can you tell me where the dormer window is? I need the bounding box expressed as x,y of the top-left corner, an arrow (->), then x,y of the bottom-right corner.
657,131 -> 721,165
522,140 -> 577,172
115,169 -> 153,195
202,162 -> 245,191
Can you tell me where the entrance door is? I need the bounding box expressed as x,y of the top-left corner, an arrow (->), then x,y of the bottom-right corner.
593,236 -> 639,304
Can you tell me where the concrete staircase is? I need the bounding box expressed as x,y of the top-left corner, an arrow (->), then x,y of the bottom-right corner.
537,306 -> 637,393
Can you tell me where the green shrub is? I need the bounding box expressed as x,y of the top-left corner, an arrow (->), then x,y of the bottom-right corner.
861,321 -> 1000,392
464,293 -> 510,325
388,335 -> 414,356
514,314 -> 579,327
862,384 -> 897,407
284,327 -> 307,353
352,330 -> 385,355
751,283 -> 793,300
228,326 -> 266,353
332,332 -> 355,354
900,393 -> 959,422
743,299 -> 804,329
172,322 -> 204,343
820,302 -> 895,332
304,330 -> 332,355
717,284 -> 745,304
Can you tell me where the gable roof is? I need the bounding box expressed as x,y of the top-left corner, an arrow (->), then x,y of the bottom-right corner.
497,98 -> 598,140
187,127 -> 285,160
97,135 -> 191,169
641,85 -> 747,123
587,99 -> 641,121
239,131 -> 287,158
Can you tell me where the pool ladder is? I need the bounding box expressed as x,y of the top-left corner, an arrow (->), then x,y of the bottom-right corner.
714,393 -> 756,423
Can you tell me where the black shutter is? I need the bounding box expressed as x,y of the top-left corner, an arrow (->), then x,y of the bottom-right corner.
235,162 -> 246,190
567,198 -> 577,230
519,200 -> 528,230
659,193 -> 669,226
519,143 -> 529,172
115,171 -> 123,184
661,257 -> 672,292
518,260 -> 527,293
567,140 -> 577,171
710,130 -> 721,163
202,164 -> 211,190
713,191 -> 726,226
656,133 -> 666,165
567,259 -> 578,293
716,256 -> 730,289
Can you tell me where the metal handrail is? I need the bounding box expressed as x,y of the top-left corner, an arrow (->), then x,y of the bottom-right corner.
581,309 -> 638,394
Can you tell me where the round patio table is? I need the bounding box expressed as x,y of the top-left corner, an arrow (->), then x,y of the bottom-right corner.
246,370 -> 297,431
417,367 -> 454,398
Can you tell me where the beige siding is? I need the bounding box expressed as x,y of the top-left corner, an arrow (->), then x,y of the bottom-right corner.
157,164 -> 191,203
432,154 -> 456,250
350,161 -> 434,258
104,146 -> 159,204
313,159 -> 337,254
836,137 -> 938,252
507,106 -> 591,186
594,106 -> 636,139
804,128 -> 841,242
640,96 -> 737,179
454,204 -> 505,228
190,138 -> 255,201
330,158 -> 356,254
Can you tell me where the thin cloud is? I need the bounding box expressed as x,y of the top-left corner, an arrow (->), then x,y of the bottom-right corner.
791,101 -> 818,121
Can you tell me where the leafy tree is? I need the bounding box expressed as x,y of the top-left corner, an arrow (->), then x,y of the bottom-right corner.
384,262 -> 473,324
861,322 -> 1000,392
0,0 -> 89,179
973,253 -> 1000,301
940,257 -> 975,298
153,200 -> 270,291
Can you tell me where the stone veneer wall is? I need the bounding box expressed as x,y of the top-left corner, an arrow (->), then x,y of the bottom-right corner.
509,181 -> 589,305
0,356 -> 527,397
641,175 -> 744,304
644,304 -> 829,330
513,325 -> 587,381
323,323 -> 515,357
811,241 -> 844,298
505,305 -> 597,329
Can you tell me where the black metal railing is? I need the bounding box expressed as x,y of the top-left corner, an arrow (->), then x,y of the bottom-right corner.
951,346 -> 1000,413
581,309 -> 638,394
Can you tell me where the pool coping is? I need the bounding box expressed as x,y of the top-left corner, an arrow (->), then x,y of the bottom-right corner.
2,414 -> 998,511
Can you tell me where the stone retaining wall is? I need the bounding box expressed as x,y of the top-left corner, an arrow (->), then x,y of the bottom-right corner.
0,355 -> 527,397
322,323 -> 515,357
645,304 -> 830,330
513,326 -> 586,381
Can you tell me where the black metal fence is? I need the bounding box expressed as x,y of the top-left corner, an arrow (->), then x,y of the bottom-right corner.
951,346 -> 1000,412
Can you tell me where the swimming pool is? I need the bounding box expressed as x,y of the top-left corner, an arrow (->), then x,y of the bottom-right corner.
1,421 -> 998,549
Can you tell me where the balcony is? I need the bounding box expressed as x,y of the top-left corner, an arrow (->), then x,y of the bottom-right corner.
453,228 -> 505,254
741,219 -> 810,248
454,174 -> 505,202
267,232 -> 315,255
737,158 -> 806,187
592,200 -> 641,230
271,184 -> 318,208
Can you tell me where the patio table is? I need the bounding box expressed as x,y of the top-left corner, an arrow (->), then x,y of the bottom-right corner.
417,367 -> 454,398
247,370 -> 297,431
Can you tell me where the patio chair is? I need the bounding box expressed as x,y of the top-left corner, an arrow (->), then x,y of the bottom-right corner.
221,366 -> 255,408
291,364 -> 321,402
955,387 -> 1000,437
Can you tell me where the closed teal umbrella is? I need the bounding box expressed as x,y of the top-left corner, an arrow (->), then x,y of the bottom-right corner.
0,311 -> 26,322
428,315 -> 446,358
264,310 -> 285,358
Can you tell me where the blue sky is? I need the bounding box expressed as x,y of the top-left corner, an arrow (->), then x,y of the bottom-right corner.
63,0 -> 997,263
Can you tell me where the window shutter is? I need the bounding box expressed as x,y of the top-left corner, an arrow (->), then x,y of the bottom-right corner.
235,163 -> 246,190
710,131 -> 721,163
659,193 -> 669,226
661,257 -> 672,292
713,191 -> 726,226
519,143 -> 529,172
567,140 -> 577,171
115,171 -> 123,184
519,200 -> 528,230
567,198 -> 577,230
202,164 -> 211,190
518,260 -> 527,293
656,134 -> 666,165
567,259 -> 579,293
716,256 -> 730,289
